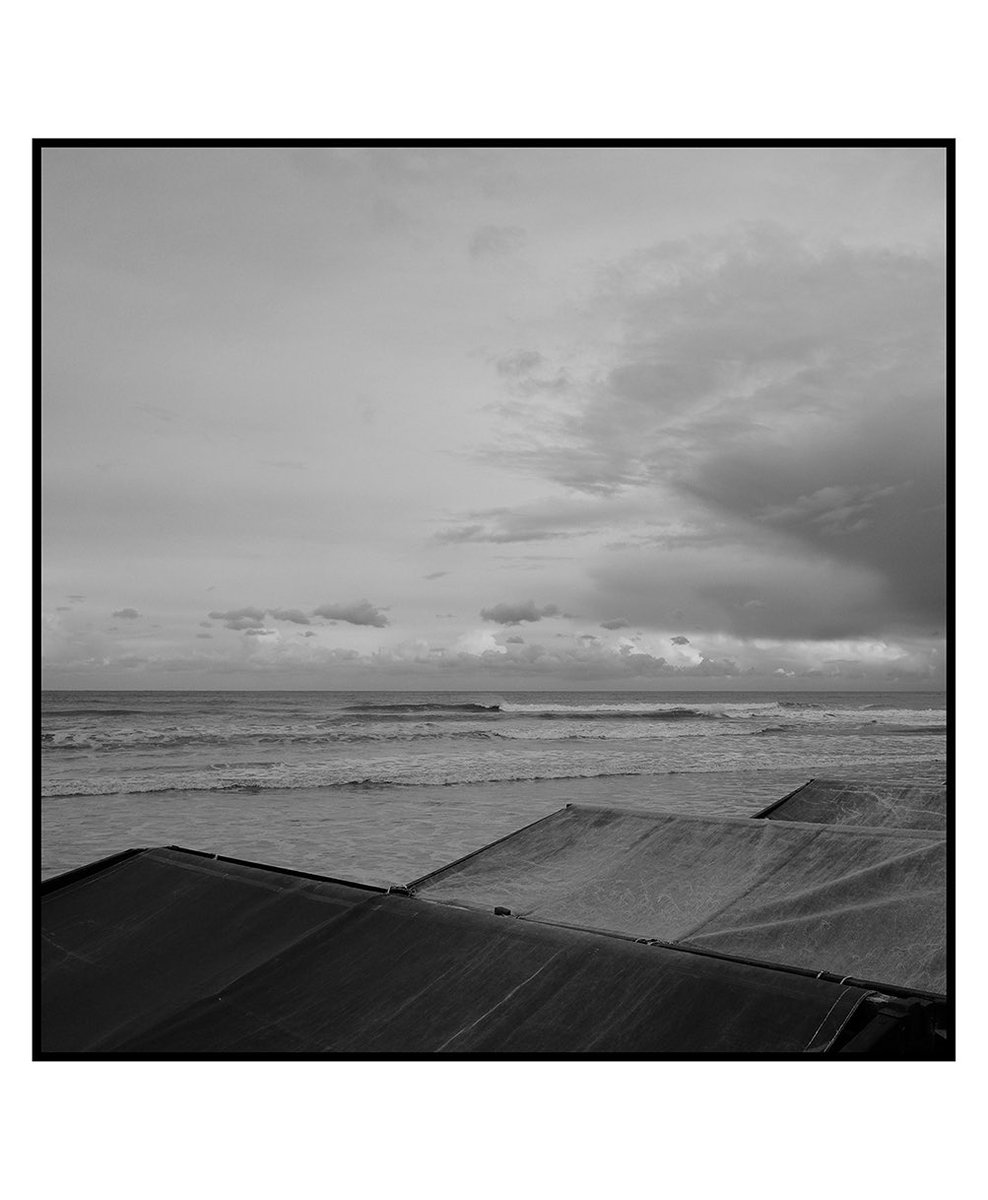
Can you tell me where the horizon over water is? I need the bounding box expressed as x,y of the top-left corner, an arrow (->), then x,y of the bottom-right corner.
41,688 -> 947,885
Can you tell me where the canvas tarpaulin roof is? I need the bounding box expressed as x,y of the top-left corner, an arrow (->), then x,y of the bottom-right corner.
40,845 -> 875,1053
754,778 -> 947,832
40,847 -> 382,1052
410,805 -> 946,996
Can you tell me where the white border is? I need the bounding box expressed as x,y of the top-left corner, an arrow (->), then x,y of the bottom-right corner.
7,1 -> 981,1192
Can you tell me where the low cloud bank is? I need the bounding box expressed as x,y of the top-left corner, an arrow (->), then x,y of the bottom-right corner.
42,620 -> 944,688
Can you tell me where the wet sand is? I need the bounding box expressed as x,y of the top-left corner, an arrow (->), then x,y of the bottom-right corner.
41,756 -> 945,885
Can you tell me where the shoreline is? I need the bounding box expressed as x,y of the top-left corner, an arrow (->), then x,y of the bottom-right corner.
41,755 -> 946,885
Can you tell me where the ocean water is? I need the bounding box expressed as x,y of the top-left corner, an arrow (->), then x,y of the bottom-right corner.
40,689 -> 947,884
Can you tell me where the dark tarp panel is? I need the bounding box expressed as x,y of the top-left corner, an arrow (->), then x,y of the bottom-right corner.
122,898 -> 870,1054
410,805 -> 946,996
40,846 -> 874,1053
40,847 -> 381,1052
755,778 -> 947,832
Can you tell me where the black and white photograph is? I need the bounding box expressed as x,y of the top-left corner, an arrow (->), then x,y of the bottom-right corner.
37,142 -> 951,1059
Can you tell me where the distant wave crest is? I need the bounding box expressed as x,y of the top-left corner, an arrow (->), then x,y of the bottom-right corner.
344,701 -> 501,713
501,704 -> 721,720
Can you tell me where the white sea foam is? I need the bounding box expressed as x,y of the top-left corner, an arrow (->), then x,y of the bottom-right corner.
39,688 -> 947,880
41,688 -> 946,799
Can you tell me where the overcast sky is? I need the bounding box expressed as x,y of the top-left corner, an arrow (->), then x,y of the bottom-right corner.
41,145 -> 946,690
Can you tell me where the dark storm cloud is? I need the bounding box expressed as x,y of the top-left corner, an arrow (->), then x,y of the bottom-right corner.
469,224 -> 526,258
670,635 -> 690,645
493,224 -> 946,640
112,608 -> 141,619
589,540 -> 889,640
312,599 -> 389,627
480,601 -> 560,625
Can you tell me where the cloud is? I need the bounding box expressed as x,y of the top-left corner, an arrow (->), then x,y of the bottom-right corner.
588,539 -> 892,640
208,606 -> 267,630
494,350 -> 545,377
480,600 -> 560,625
347,636 -> 748,683
244,628 -> 276,636
269,607 -> 311,625
68,595 -> 85,602
42,613 -> 943,688
195,633 -> 212,639
434,523 -> 485,544
435,523 -> 572,545
423,571 -> 449,580
600,618 -> 629,630
312,599 -> 389,627
205,605 -> 314,629
488,350 -> 570,403
112,608 -> 141,619
209,606 -> 265,623
434,496 -> 625,547
670,635 -> 691,645
757,484 -> 902,537
489,224 -> 946,640
469,224 -> 525,258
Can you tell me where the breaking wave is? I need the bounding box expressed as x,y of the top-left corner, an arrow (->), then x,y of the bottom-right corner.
344,701 -> 502,713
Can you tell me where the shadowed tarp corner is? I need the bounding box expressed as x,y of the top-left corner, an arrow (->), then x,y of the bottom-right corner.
410,805 -> 946,996
41,847 -> 382,1051
41,844 -> 874,1054
753,778 -> 947,831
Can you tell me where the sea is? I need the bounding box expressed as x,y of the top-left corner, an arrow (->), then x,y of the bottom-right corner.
40,689 -> 947,884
